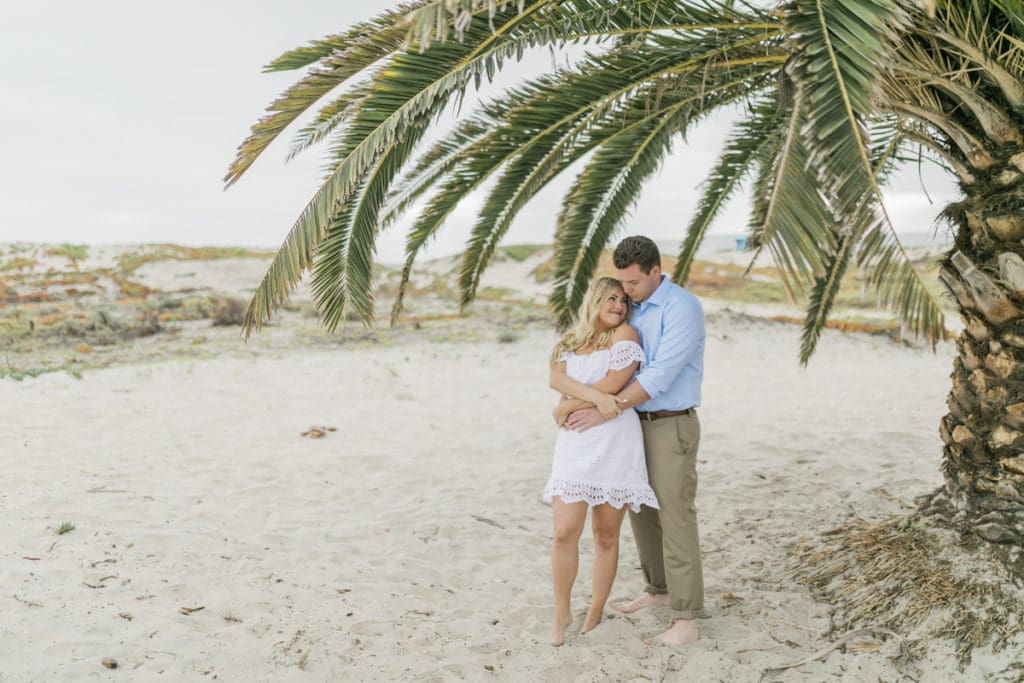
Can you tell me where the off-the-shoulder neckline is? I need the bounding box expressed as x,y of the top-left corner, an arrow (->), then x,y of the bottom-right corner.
567,339 -> 641,356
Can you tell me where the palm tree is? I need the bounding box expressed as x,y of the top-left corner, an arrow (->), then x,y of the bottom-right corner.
226,0 -> 1024,544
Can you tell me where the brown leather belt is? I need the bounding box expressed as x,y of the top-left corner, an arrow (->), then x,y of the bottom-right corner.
636,408 -> 695,421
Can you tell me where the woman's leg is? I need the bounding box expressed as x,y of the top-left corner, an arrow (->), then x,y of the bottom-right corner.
582,502 -> 627,634
550,497 -> 588,646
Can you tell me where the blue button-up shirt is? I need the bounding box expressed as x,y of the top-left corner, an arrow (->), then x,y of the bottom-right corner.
630,275 -> 705,411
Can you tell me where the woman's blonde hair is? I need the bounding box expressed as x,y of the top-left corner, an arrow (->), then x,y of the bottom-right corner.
551,277 -> 630,361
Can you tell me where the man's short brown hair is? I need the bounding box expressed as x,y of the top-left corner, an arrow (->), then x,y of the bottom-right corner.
613,236 -> 661,273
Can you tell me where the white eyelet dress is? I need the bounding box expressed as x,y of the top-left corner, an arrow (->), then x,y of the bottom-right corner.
543,340 -> 660,513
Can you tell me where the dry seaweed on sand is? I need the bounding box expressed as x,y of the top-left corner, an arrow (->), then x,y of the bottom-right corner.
789,501 -> 1024,668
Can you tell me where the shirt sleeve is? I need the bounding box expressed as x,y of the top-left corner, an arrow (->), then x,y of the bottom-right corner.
633,294 -> 703,401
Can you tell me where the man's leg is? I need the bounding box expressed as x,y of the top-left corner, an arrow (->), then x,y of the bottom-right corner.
659,413 -> 704,619
635,414 -> 704,643
629,498 -> 667,594
612,420 -> 671,613
612,500 -> 672,612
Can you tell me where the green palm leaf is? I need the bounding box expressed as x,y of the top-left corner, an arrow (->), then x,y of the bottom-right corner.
746,92 -> 835,298
672,96 -> 784,285
548,62 -> 782,327
239,4 -> 570,334
787,0 -> 906,221
798,121 -> 944,360
225,3 -> 423,186
310,122 -> 427,331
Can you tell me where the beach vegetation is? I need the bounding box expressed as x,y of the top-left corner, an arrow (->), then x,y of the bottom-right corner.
44,243 -> 89,269
1,257 -> 38,273
500,244 -> 549,262
114,245 -> 273,277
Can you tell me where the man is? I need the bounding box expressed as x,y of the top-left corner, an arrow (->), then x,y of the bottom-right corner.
564,235 -> 706,646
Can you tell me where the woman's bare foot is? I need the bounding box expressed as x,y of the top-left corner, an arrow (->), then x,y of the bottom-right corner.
549,612 -> 573,646
579,610 -> 602,635
645,618 -> 698,646
610,592 -> 671,613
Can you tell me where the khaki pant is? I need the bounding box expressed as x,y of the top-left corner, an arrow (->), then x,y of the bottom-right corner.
629,412 -> 706,619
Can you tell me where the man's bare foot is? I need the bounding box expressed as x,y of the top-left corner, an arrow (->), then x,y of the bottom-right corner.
549,612 -> 573,646
610,592 -> 671,613
579,610 -> 602,635
646,618 -> 698,646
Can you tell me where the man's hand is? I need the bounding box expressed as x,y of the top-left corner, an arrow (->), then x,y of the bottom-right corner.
563,406 -> 607,433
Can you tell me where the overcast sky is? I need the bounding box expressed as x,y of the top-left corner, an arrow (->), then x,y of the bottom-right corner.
2,1 -> 959,264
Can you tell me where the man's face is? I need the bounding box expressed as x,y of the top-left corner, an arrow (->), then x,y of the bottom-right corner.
615,263 -> 662,304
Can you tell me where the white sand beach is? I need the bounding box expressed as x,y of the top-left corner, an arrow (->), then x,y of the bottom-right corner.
2,245 -> 1019,681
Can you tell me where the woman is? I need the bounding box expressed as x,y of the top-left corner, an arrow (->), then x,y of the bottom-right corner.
544,276 -> 659,646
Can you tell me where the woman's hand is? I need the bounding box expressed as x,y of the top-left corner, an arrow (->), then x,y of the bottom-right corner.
553,400 -> 571,426
594,392 -> 622,420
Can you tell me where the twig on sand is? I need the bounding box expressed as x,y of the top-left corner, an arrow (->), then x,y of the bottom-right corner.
872,486 -> 914,509
87,486 -> 128,493
768,617 -> 820,634
13,594 -> 43,607
762,626 -> 900,675
471,514 -> 504,529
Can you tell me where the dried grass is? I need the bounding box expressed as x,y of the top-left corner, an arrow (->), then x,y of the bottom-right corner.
790,507 -> 1024,666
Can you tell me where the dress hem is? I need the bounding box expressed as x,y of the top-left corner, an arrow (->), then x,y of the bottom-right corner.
543,478 -> 660,514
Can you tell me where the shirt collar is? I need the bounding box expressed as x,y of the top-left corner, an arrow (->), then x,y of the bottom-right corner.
637,274 -> 669,309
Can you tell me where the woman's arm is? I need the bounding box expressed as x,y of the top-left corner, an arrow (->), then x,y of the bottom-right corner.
550,362 -> 620,418
550,325 -> 640,420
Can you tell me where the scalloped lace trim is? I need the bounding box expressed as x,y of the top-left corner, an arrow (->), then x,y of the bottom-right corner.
543,478 -> 659,513
555,340 -> 646,370
608,340 -> 645,371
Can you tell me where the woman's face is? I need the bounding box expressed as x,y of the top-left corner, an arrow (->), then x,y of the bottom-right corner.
596,287 -> 629,330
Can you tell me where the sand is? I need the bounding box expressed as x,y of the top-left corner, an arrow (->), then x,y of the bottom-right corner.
2,246 -> 1020,681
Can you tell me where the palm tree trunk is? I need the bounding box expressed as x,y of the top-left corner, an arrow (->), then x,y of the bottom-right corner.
939,182 -> 1024,544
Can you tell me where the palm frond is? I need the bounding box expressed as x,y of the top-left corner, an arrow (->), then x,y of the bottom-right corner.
797,121 -> 944,358
746,92 -> 835,297
856,217 -> 946,344
389,26 -> 785,320
238,4 -> 563,335
310,122 -> 428,330
672,95 -> 783,285
990,0 -> 1024,40
388,76 -> 596,324
548,109 -> 684,329
284,87 -> 371,163
787,0 -> 906,221
799,234 -> 854,363
225,5 -> 422,186
546,62 -> 781,326
403,0 -> 777,46
932,14 -> 1024,110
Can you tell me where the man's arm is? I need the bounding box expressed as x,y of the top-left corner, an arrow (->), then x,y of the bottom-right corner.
562,378 -> 650,432
630,295 -> 703,403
